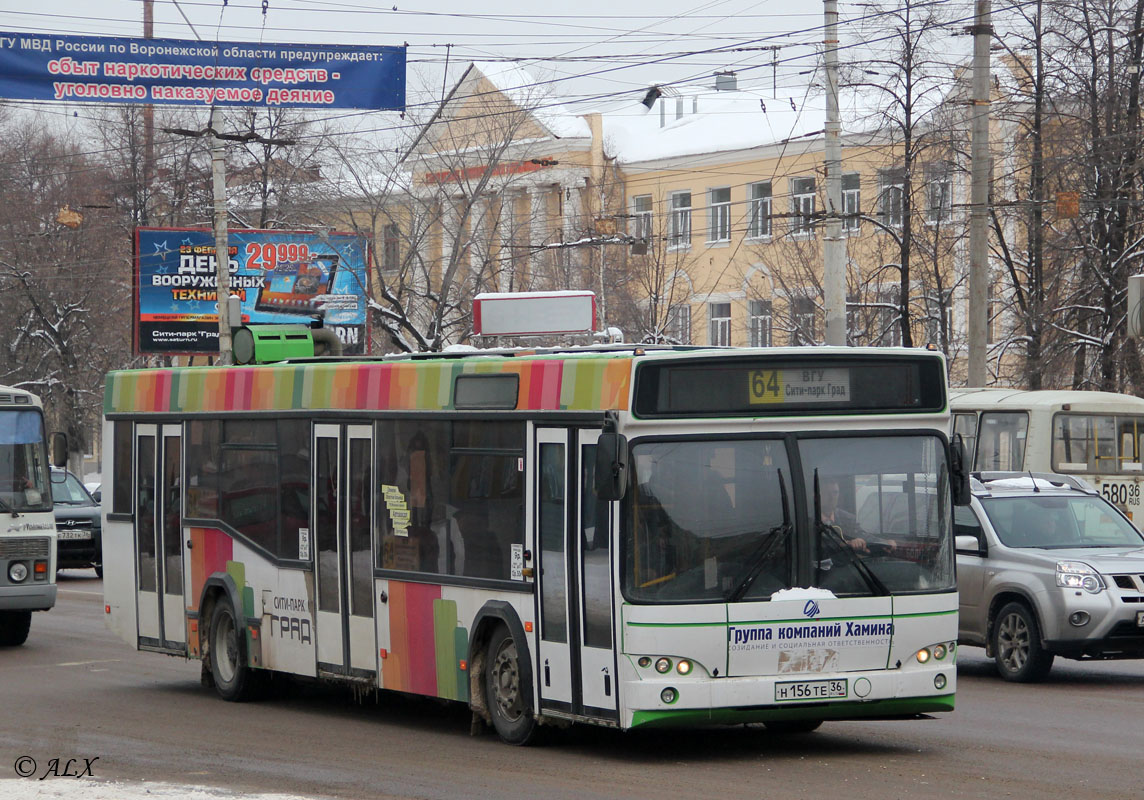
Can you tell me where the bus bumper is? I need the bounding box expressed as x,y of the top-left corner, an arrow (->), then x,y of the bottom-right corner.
625,663 -> 956,729
0,583 -> 57,612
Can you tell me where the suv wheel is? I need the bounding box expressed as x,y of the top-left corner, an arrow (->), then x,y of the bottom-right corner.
992,601 -> 1054,682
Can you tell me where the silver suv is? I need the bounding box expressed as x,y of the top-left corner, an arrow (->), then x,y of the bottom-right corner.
956,472 -> 1144,681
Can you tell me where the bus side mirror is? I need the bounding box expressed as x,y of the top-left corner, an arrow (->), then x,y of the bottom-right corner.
950,434 -> 971,507
50,432 -> 68,468
595,432 -> 628,501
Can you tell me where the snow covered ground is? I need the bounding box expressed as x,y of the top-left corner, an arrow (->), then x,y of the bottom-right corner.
2,780 -> 325,800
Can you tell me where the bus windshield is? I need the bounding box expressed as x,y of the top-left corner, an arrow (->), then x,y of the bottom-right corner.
623,434 -> 954,603
0,409 -> 52,512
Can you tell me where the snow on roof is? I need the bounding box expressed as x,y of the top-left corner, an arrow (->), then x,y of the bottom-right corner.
466,61 -> 592,140
981,477 -> 1072,491
601,84 -> 829,165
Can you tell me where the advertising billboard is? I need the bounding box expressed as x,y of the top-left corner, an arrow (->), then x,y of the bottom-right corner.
135,228 -> 370,355
0,32 -> 405,110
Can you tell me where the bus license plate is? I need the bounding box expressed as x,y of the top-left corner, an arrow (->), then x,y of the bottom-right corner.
57,530 -> 91,540
1137,610 -> 1144,628
775,679 -> 847,702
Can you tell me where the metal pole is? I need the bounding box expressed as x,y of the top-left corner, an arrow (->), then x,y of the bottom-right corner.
823,0 -> 846,346
210,105 -> 233,365
967,0 -> 992,385
142,0 -> 153,227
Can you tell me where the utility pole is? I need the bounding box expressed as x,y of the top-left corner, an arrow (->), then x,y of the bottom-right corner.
823,0 -> 846,346
967,0 -> 992,385
142,0 -> 154,226
210,105 -> 233,365
164,116 -> 293,365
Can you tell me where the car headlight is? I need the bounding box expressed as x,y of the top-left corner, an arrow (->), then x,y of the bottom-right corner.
1056,561 -> 1105,594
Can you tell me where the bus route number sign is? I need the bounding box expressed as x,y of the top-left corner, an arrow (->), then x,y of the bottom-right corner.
749,368 -> 852,405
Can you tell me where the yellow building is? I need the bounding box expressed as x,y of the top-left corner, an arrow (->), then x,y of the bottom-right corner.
385,61 -> 994,368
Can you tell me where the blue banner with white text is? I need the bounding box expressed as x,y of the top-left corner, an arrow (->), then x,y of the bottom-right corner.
0,32 -> 405,110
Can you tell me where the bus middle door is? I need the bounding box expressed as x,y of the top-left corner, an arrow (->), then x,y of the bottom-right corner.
313,423 -> 377,680
134,423 -> 186,653
533,427 -> 618,721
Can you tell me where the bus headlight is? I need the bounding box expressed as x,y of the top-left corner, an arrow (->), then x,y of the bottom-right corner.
676,659 -> 693,675
655,657 -> 672,674
9,561 -> 29,583
917,642 -> 956,663
1056,561 -> 1105,594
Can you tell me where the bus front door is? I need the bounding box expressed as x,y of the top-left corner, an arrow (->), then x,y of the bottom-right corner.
533,427 -> 619,721
313,424 -> 377,680
134,423 -> 186,653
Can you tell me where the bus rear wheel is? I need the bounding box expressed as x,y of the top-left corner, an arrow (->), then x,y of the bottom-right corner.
485,625 -> 537,745
208,599 -> 258,701
0,611 -> 31,647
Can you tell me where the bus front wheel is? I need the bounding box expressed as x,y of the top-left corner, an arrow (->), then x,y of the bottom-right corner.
208,599 -> 258,701
485,625 -> 537,745
0,611 -> 32,647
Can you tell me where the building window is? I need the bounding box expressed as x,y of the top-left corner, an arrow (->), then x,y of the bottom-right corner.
708,302 -> 731,345
876,286 -> 902,346
926,163 -> 952,223
748,182 -> 772,238
879,168 -> 905,228
669,192 -> 691,249
790,177 -> 816,236
842,173 -> 861,233
708,187 -> 731,242
667,303 -> 691,344
925,289 -> 952,344
383,223 -> 401,272
748,299 -> 772,347
631,194 -> 653,240
791,296 -> 816,345
988,282 -> 1002,344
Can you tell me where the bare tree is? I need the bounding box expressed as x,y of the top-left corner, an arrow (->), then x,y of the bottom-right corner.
0,120 -> 133,470
843,0 -> 962,348
1042,0 -> 1144,391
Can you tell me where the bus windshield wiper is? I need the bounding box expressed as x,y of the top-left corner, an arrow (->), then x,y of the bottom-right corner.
728,469 -> 791,602
813,469 -> 889,596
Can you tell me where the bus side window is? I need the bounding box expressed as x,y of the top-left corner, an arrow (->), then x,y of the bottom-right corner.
952,413 -> 978,471
978,412 -> 1028,471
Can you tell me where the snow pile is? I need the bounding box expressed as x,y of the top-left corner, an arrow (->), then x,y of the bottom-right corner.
770,587 -> 838,601
0,780 -> 326,800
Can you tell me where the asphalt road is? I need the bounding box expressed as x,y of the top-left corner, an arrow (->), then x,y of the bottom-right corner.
2,570 -> 1142,799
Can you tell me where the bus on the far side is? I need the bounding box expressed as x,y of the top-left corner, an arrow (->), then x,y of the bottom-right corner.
951,388 -> 1144,521
0,385 -> 57,646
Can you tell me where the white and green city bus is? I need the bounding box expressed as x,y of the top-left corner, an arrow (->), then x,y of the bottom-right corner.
951,389 -> 1144,522
0,385 -> 57,646
101,331 -> 965,743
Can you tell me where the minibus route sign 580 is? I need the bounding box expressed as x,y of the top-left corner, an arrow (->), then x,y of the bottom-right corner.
749,368 -> 852,405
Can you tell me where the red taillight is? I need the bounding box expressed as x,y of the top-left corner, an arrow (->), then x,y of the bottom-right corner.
105,605 -> 111,614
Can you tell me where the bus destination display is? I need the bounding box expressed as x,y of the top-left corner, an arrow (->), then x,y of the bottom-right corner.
634,355 -> 946,417
749,368 -> 850,405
